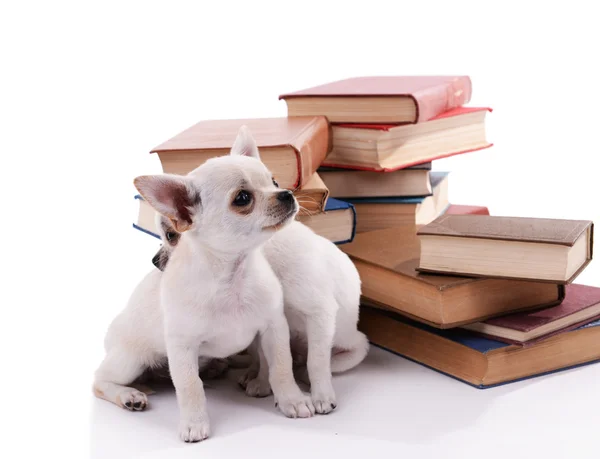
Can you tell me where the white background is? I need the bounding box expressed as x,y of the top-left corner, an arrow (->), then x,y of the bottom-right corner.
2,1 -> 599,458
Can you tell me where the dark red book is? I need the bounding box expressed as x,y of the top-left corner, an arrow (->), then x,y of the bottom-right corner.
279,76 -> 472,124
461,284 -> 600,345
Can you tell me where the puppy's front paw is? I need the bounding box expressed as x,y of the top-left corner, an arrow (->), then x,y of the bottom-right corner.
118,388 -> 148,411
275,390 -> 315,418
179,419 -> 210,443
311,384 -> 337,415
238,368 -> 258,389
245,377 -> 272,398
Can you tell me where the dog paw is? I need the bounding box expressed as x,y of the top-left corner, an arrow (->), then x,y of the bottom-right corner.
245,377 -> 272,397
238,368 -> 258,389
200,358 -> 229,380
311,385 -> 337,414
118,389 -> 148,411
275,390 -> 315,418
179,419 -> 210,443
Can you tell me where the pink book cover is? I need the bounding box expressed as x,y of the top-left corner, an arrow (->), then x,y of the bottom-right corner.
445,204 -> 490,216
474,284 -> 600,346
279,76 -> 472,123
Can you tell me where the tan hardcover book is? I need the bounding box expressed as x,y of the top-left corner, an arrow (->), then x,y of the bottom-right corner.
296,198 -> 355,244
318,165 -> 432,199
350,171 -> 448,233
279,76 -> 472,123
341,225 -> 564,328
323,107 -> 491,170
295,173 -> 329,213
151,117 -> 330,190
359,306 -> 600,388
417,215 -> 594,284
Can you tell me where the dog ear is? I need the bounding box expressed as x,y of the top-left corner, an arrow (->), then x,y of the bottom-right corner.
230,125 -> 260,159
134,174 -> 199,232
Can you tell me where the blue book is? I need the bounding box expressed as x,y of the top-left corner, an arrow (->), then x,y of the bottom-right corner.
338,172 -> 449,232
133,195 -> 357,245
360,306 -> 600,388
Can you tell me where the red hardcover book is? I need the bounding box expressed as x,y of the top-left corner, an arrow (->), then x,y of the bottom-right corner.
150,117 -> 330,190
446,204 -> 490,216
461,284 -> 600,345
321,107 -> 492,171
280,76 -> 472,123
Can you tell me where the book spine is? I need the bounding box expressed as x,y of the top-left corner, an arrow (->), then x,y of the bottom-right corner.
412,76 -> 472,122
291,117 -> 331,188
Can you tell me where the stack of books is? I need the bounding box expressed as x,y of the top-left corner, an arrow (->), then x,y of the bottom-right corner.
343,210 -> 598,388
132,75 -> 598,388
134,76 -> 491,244
279,76 -> 492,233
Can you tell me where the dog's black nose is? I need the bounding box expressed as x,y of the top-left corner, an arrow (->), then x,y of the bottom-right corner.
277,190 -> 294,204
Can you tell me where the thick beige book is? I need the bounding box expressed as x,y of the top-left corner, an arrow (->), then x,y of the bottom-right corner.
151,117 -> 330,190
322,107 -> 491,170
341,225 -> 564,328
318,163 -> 432,199
349,171 -> 448,233
417,215 -> 594,284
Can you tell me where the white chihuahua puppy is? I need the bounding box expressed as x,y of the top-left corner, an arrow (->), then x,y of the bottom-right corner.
94,127 -> 314,443
154,132 -> 369,414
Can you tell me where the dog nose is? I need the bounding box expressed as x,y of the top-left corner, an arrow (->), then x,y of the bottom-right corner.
277,190 -> 294,204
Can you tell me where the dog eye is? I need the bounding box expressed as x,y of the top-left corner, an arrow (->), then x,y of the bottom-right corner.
272,178 -> 279,188
166,231 -> 176,242
233,190 -> 252,207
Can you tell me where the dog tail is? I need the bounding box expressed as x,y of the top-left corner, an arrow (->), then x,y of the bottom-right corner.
330,331 -> 370,373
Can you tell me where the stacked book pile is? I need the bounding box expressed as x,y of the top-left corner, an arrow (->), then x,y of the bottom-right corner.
133,76 -> 598,388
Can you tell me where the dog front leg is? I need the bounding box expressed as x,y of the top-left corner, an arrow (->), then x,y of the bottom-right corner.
305,310 -> 337,414
260,312 -> 315,418
166,341 -> 210,442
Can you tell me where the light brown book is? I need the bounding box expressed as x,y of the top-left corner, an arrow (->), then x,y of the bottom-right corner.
279,76 -> 472,123
323,107 -> 491,170
350,171 -> 448,233
341,225 -> 564,328
318,163 -> 432,198
151,117 -> 330,190
296,198 -> 355,244
417,215 -> 594,284
359,305 -> 600,388
294,173 -> 329,213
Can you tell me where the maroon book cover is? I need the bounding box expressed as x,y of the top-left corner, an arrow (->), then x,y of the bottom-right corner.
463,284 -> 600,346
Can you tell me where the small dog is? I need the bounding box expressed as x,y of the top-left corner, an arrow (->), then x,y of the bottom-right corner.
94,126 -> 314,443
154,132 -> 369,414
